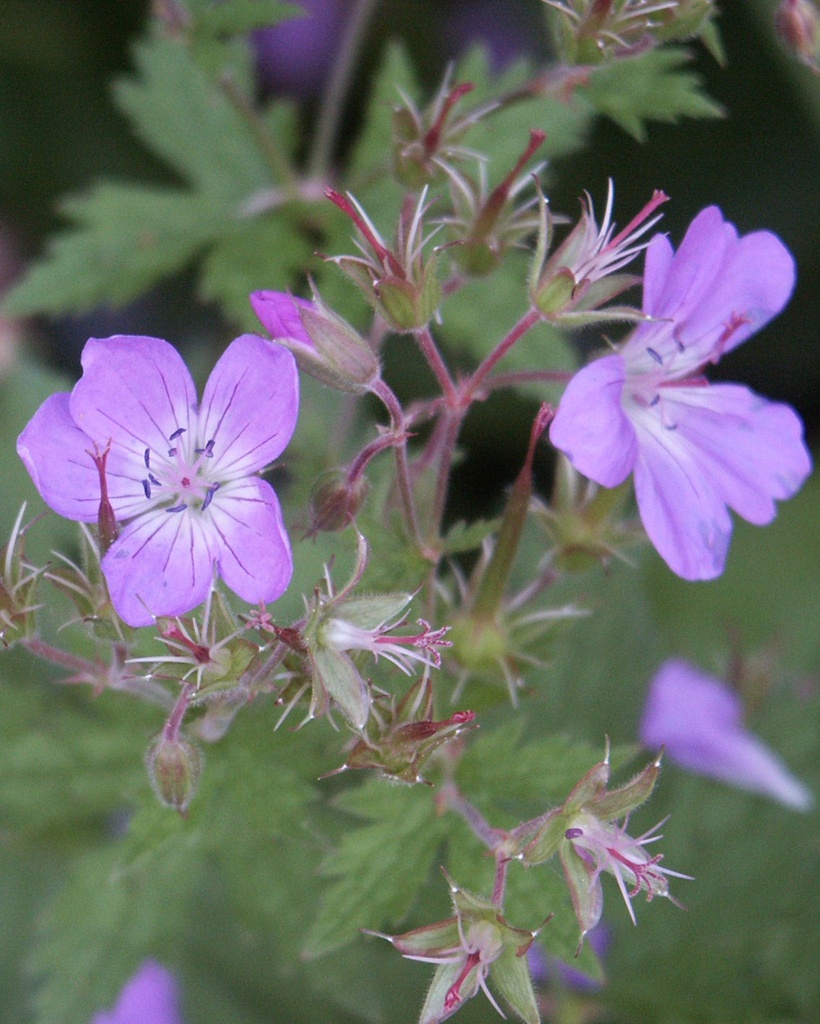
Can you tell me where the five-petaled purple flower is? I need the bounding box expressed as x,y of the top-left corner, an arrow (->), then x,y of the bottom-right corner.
641,658 -> 814,811
91,960 -> 183,1024
17,334 -> 299,626
550,207 -> 812,579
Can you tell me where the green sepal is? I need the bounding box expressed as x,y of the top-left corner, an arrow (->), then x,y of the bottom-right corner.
311,647 -> 370,731
490,942 -> 540,1024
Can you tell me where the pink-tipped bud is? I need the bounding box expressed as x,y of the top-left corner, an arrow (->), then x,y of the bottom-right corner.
775,0 -> 820,71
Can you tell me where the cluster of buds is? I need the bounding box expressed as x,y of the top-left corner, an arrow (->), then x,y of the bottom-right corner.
0,505 -> 43,648
529,179 -> 667,326
543,0 -> 719,64
369,872 -> 542,1024
502,743 -> 690,945
324,188 -> 443,332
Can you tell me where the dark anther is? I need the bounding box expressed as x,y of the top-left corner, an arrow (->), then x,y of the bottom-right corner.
167,447 -> 177,457
144,448 -> 151,469
166,503 -> 188,513
201,482 -> 221,511
142,479 -> 152,499
169,427 -> 186,440
646,347 -> 663,365
196,439 -> 216,458
149,473 -> 161,486
650,394 -> 660,407
565,827 -> 584,840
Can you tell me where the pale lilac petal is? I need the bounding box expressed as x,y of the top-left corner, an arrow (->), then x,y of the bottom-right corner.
630,408 -> 732,579
625,210 -> 795,376
102,508 -> 219,627
17,393 -> 99,521
92,960 -> 182,1024
656,384 -> 811,524
549,354 -> 638,487
206,477 -> 293,605
641,659 -> 814,811
70,336 -> 197,465
250,290 -> 316,346
198,334 -> 299,477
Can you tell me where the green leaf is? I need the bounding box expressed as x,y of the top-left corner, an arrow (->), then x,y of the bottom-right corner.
303,781 -> 448,957
113,36 -> 272,201
581,48 -> 724,141
3,184 -> 216,315
442,516 -> 501,555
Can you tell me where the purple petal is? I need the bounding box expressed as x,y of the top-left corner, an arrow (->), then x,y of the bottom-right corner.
628,382 -> 810,578
198,334 -> 299,477
641,659 -> 814,811
656,384 -> 811,525
626,209 -> 795,376
631,403 -> 733,580
207,477 -> 293,605
102,508 -> 219,627
250,291 -> 317,347
70,336 -> 197,466
17,393 -> 100,522
91,960 -> 182,1024
549,354 -> 638,487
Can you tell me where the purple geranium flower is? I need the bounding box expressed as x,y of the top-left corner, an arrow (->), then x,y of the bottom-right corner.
640,658 -> 814,811
92,960 -> 182,1024
17,334 -> 298,626
549,207 -> 812,579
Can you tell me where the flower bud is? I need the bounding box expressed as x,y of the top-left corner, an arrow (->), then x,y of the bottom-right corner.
309,469 -> 368,533
775,0 -> 820,71
146,732 -> 204,814
0,505 -> 43,648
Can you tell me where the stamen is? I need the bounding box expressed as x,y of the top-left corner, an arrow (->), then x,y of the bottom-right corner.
646,347 -> 663,365
149,473 -> 161,486
650,394 -> 660,406
166,503 -> 188,513
195,439 -> 216,458
201,482 -> 220,511
142,479 -> 152,499
566,827 -> 584,840
169,427 -> 186,440
144,448 -> 151,468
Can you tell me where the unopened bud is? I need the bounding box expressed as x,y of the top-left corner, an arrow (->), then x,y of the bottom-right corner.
146,733 -> 203,814
309,470 -> 368,533
775,0 -> 820,70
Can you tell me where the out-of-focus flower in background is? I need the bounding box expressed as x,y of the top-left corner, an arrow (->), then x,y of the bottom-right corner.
640,658 -> 814,811
91,960 -> 183,1024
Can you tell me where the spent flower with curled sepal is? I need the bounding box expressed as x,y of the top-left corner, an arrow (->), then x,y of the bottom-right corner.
323,674 -> 475,784
17,333 -> 299,626
504,743 -> 690,945
324,187 -> 443,332
367,871 -> 541,1024
442,129 -> 547,277
392,73 -> 490,188
530,179 -> 667,325
542,0 -> 719,64
127,583 -> 260,698
0,504 -> 45,648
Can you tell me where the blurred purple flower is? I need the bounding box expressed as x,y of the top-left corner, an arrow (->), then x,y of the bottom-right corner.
254,0 -> 350,99
550,206 -> 812,580
443,0 -> 544,71
641,658 -> 814,811
91,960 -> 182,1024
18,334 -> 298,627
527,923 -> 609,992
